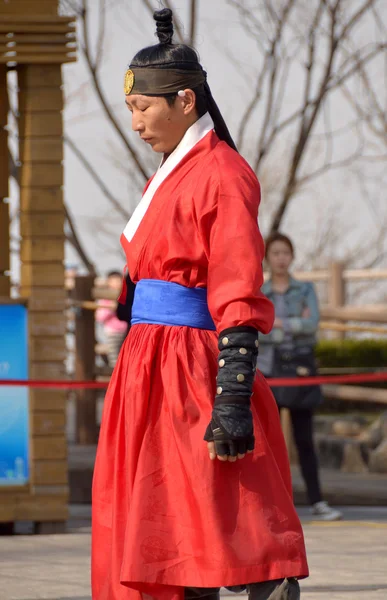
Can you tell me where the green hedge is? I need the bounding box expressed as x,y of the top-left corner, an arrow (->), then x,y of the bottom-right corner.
315,340 -> 387,413
316,339 -> 387,369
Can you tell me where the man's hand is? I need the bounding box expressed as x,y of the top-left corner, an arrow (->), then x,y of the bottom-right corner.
204,404 -> 255,463
207,440 -> 253,462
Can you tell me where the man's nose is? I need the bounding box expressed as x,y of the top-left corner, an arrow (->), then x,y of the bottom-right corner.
132,112 -> 145,132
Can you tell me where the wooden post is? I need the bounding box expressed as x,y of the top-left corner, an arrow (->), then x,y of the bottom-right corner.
72,275 -> 98,445
328,261 -> 346,340
0,64 -> 10,297
18,62 -> 68,532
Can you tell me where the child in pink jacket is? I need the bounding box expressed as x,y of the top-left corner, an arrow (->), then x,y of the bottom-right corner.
96,271 -> 128,367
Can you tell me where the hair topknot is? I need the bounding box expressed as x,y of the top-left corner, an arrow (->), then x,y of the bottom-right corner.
154,8 -> 174,45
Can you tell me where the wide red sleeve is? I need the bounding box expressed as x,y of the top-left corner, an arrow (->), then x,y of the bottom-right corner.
205,163 -> 274,334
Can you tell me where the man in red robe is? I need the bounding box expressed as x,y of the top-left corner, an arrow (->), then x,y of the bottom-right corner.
92,8 -> 308,600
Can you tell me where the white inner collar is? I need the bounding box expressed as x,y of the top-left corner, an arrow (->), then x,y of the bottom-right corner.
123,112 -> 214,243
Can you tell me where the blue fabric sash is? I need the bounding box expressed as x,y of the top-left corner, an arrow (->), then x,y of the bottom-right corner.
131,279 -> 216,330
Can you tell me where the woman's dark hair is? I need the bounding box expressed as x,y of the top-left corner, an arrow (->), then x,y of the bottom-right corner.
130,8 -> 237,152
265,232 -> 295,259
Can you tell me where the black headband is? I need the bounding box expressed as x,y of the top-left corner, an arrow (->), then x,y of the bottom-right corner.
124,67 -> 206,96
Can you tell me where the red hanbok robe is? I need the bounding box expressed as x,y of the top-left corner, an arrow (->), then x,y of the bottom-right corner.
92,116 -> 309,600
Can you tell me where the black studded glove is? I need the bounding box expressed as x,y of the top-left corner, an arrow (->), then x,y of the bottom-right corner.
204,326 -> 259,457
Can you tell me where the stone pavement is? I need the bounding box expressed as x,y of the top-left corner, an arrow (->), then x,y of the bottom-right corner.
1,507 -> 387,600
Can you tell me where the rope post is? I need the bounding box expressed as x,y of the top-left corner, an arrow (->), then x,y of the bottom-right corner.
72,275 -> 98,444
328,261 -> 346,340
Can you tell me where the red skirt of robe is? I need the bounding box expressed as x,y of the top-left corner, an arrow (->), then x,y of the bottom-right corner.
92,131 -> 308,599
91,324 -> 308,600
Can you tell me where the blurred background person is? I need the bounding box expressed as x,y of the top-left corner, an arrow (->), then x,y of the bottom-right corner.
96,270 -> 128,367
115,272 -> 136,336
258,232 -> 342,521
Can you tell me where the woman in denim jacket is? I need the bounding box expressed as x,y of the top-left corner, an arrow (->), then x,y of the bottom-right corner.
258,232 -> 342,521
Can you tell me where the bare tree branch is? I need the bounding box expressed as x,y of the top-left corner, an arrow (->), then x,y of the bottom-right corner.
64,134 -> 131,221
296,140 -> 364,188
269,3 -> 340,233
327,43 -> 387,91
339,0 -> 377,40
80,0 -> 150,181
95,0 -> 107,69
235,0 -> 296,152
189,0 -> 198,46
64,203 -> 96,275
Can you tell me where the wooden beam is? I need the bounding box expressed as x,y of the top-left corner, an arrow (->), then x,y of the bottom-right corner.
320,305 -> 387,324
19,87 -> 63,112
18,287 -> 66,311
20,212 -> 65,237
13,497 -> 68,523
20,263 -> 65,284
18,111 -> 62,136
0,16 -> 75,25
328,262 -> 346,340
21,239 -> 65,263
0,201 -> 10,272
29,389 -> 67,412
0,25 -> 74,34
1,44 -> 76,54
0,275 -> 10,295
29,336 -> 67,362
18,63 -> 63,87
32,436 -> 67,460
30,362 -> 65,380
32,460 -> 68,486
31,412 -> 66,437
0,53 -> 77,64
0,129 -> 8,197
28,312 -> 67,336
20,187 -> 63,212
0,34 -> 75,44
323,385 -> 387,405
19,137 -> 63,162
320,321 -> 387,336
20,163 -> 63,188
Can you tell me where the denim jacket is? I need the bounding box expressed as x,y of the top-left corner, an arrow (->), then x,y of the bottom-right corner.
257,277 -> 320,375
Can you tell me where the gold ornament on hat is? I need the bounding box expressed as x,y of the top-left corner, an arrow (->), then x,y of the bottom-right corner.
124,69 -> 135,95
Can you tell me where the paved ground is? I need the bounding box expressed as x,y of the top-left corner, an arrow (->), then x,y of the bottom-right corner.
1,507 -> 387,600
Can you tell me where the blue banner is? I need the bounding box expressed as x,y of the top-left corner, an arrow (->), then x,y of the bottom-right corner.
0,304 -> 29,486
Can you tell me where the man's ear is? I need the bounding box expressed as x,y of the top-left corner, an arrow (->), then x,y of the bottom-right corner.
179,89 -> 196,115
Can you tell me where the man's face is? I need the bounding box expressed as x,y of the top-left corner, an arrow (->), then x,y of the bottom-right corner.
125,93 -> 194,154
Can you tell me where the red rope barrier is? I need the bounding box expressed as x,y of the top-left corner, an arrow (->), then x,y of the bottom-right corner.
0,380 -> 108,389
1,372 -> 387,389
